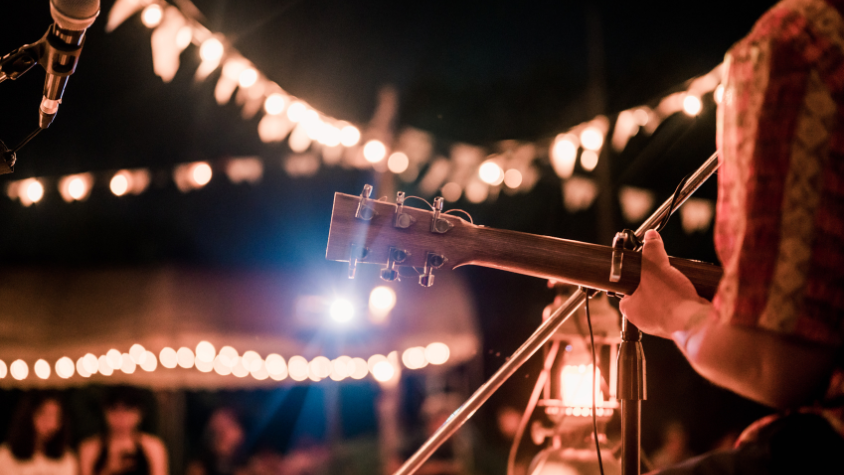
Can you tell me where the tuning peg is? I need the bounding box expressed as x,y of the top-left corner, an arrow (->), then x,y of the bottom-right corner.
430,197 -> 453,234
394,191 -> 416,228
419,252 -> 445,287
381,247 -> 409,282
355,184 -> 376,220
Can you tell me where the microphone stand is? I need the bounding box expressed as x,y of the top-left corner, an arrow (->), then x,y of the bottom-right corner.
392,151 -> 721,475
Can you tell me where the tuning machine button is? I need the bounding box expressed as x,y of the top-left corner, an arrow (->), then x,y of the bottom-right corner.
355,184 -> 376,220
419,252 -> 446,287
348,244 -> 369,279
430,197 -> 453,234
394,191 -> 416,229
381,247 -> 409,282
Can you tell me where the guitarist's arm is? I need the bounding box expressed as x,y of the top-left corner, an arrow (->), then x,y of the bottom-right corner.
620,231 -> 838,410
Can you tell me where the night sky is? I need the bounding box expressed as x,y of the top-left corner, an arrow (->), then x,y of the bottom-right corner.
0,0 -> 779,469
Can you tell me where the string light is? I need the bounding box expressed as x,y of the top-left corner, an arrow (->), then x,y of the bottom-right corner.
339,125 -> 361,147
441,182 -> 462,202
238,68 -> 258,88
107,349 -> 123,369
363,140 -> 387,163
369,286 -> 396,321
56,357 -> 75,379
0,360 -> 8,378
76,357 -> 91,378
109,172 -> 130,196
141,4 -> 163,28
580,127 -> 604,151
35,359 -> 51,379
159,347 -> 178,369
264,93 -> 287,115
714,85 -> 725,104
196,341 -> 216,363
83,353 -> 99,374
177,347 -> 195,368
286,101 -> 307,122
191,162 -> 213,187
287,356 -> 309,381
424,342 -> 450,365
121,353 -> 137,374
199,38 -> 224,62
98,356 -> 114,376
401,347 -> 428,370
503,169 -> 522,189
478,160 -> 504,186
581,150 -> 599,172
350,357 -> 369,379
129,344 -> 147,364
683,94 -> 702,116
371,360 -> 395,382
551,134 -> 578,179
11,360 -> 28,380
218,346 -> 239,367
176,26 -> 193,49
141,351 -> 157,372
25,179 -> 44,205
387,152 -> 409,174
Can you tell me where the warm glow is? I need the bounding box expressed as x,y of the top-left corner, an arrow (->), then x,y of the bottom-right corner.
159,347 -> 178,369
107,349 -> 123,369
141,4 -> 163,28
310,356 -> 332,379
387,152 -> 409,174
196,341 -> 216,363
479,160 -> 504,185
286,101 -> 307,122
401,347 -> 428,370
98,356 -> 114,376
190,162 -> 213,187
369,286 -> 397,320
218,346 -> 239,367
231,358 -> 249,378
26,180 -> 44,204
35,359 -> 51,380
503,169 -> 522,189
10,360 -> 28,380
83,353 -> 99,374
63,176 -> 90,201
350,357 -> 369,379
551,135 -> 578,179
340,125 -> 361,147
633,108 -> 650,126
176,26 -> 193,48
714,85 -> 725,104
213,356 -> 232,376
330,298 -> 355,323
683,94 -> 702,116
76,358 -> 90,378
110,172 -> 130,196
424,342 -> 450,365
581,150 -> 599,172
199,38 -> 224,62
242,351 -> 263,372
264,93 -> 287,115
287,356 -> 309,381
177,347 -> 195,369
318,124 -> 342,147
580,127 -> 604,151
195,358 -> 214,373
141,351 -> 157,372
0,360 -> 6,379
372,361 -> 395,382
121,353 -> 137,374
238,68 -> 258,88
464,181 -> 488,204
265,354 -> 287,377
56,357 -> 75,379
441,182 -> 462,202
250,361 -> 269,380
561,364 -> 604,407
363,140 -> 387,163
129,344 -> 146,364
330,356 -> 352,381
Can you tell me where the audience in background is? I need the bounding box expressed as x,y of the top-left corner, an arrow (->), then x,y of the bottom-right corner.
0,390 -> 77,475
79,386 -> 168,475
187,408 -> 248,475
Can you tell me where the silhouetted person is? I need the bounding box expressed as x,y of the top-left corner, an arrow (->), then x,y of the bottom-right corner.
0,391 -> 76,475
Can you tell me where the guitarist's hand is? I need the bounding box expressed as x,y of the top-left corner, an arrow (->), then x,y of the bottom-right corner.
619,230 -> 711,339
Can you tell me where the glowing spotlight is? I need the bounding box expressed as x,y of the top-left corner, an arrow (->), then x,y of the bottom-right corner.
310,356 -> 332,379
479,160 -> 504,185
264,93 -> 287,115
551,135 -> 578,179
106,349 -> 123,369
218,346 -> 239,367
213,356 -> 232,376
372,361 -> 396,382
26,180 -> 44,204
76,357 -> 91,378
196,341 -> 216,363
56,358 -> 74,379
363,140 -> 387,163
286,101 -> 307,122
350,357 -> 369,379
98,356 -> 114,376
340,125 -> 361,147
141,351 -> 157,372
10,360 -> 28,380
387,152 -> 409,174
238,68 -> 258,88
141,4 -> 163,28
129,344 -> 146,364
683,94 -> 702,116
121,353 -> 137,374
369,286 -> 396,322
581,150 -> 599,172
503,169 -> 522,189
287,356 -> 309,381
35,359 -> 51,379
242,351 -> 263,372
424,342 -> 450,365
199,38 -> 224,62
159,347 -> 178,369
580,127 -> 604,151
177,347 -> 195,369
110,172 -> 130,196
330,298 -> 355,323
190,162 -> 213,187
265,354 -> 287,377
401,347 -> 428,370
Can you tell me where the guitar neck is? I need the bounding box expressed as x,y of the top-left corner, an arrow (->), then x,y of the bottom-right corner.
461,225 -> 722,300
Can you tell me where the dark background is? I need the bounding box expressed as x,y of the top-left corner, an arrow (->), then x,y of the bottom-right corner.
0,0 -> 778,469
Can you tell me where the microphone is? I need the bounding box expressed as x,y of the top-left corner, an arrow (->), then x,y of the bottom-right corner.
39,0 -> 100,128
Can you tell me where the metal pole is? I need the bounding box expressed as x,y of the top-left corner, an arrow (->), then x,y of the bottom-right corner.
393,290 -> 589,475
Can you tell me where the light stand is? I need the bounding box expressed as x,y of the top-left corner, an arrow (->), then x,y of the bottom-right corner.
392,152 -> 721,475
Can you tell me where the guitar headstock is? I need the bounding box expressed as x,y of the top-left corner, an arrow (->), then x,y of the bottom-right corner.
326,185 -> 476,287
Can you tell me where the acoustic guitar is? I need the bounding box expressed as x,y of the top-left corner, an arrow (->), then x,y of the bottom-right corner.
326,187 -> 722,299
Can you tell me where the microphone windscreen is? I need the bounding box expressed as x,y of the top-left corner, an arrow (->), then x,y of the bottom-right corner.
51,0 -> 100,29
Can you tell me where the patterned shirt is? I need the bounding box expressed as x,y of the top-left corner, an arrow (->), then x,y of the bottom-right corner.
715,0 -> 844,434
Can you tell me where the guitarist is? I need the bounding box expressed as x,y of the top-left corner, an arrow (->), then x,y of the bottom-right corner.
620,0 -> 844,472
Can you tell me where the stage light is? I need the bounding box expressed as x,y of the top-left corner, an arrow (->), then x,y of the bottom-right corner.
26,180 -> 44,204
714,85 -> 725,104
372,361 -> 395,382
551,134 -> 578,179
479,160 -> 504,185
56,357 -> 75,379
683,94 -> 702,116
581,150 -> 599,172
401,347 -> 428,370
580,127 -> 604,151
330,298 -> 355,323
369,286 -> 396,321
363,140 -> 387,163
141,4 -> 163,28
176,26 -> 193,48
83,353 -> 99,374
11,360 -> 28,380
35,359 -> 51,379
286,101 -> 307,122
110,172 -> 130,196
387,152 -> 409,174
159,347 -> 178,369
561,364 -> 604,408
107,349 -> 123,369
288,356 -> 309,381
238,68 -> 258,88
98,356 -> 114,376
196,341 -> 216,363
264,93 -> 287,115
424,342 -> 450,365
504,169 -> 523,189
121,353 -> 137,374
76,358 -> 91,378
0,360 -> 6,378
177,347 -> 195,368
129,344 -> 147,364
350,357 -> 369,379
242,350 -> 262,372
441,182 -> 462,202
190,162 -> 213,187
340,125 -> 361,147
218,346 -> 238,367
141,351 -> 157,372
200,38 -> 224,62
